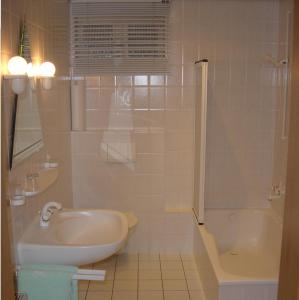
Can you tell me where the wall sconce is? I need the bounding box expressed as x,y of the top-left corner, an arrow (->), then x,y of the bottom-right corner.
7,56 -> 27,94
5,58 -> 56,93
39,61 -> 56,90
26,62 -> 39,90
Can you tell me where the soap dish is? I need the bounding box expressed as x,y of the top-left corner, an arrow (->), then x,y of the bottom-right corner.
10,195 -> 26,206
43,161 -> 59,169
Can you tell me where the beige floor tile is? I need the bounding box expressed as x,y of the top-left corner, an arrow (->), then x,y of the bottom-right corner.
161,261 -> 183,270
113,280 -> 137,291
164,291 -> 190,300
78,280 -> 89,291
139,270 -> 162,280
88,280 -> 113,291
162,269 -> 185,280
116,260 -> 138,270
187,279 -> 202,290
115,269 -> 138,280
163,279 -> 187,291
117,253 -> 139,262
139,261 -> 161,270
86,291 -> 112,300
139,280 -> 163,291
182,261 -> 197,270
180,253 -> 195,261
139,253 -> 160,261
189,290 -> 205,300
138,291 -> 164,300
93,266 -> 116,275
184,270 -> 200,280
112,291 -> 137,300
105,269 -> 116,280
160,253 -> 180,261
93,262 -> 116,271
78,291 -> 86,300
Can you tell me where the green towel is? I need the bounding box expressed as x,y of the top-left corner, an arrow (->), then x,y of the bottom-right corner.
18,265 -> 78,300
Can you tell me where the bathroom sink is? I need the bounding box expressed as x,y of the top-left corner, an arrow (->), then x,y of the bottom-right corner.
18,209 -> 128,265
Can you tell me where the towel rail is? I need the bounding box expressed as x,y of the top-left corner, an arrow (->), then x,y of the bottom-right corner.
15,265 -> 106,281
73,269 -> 106,281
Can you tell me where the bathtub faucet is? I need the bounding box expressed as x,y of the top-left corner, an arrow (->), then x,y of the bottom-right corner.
40,202 -> 62,227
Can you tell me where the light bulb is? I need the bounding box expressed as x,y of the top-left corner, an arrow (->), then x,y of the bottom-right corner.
26,62 -> 40,77
39,61 -> 56,77
7,56 -> 28,75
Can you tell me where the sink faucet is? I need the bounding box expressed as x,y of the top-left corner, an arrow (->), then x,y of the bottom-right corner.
40,202 -> 62,227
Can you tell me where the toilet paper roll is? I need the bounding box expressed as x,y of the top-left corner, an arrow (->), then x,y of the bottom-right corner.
71,79 -> 86,131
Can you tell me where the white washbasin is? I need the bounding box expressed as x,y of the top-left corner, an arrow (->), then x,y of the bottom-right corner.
18,209 -> 128,265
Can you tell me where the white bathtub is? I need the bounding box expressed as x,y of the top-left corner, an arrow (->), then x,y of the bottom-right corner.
193,209 -> 282,300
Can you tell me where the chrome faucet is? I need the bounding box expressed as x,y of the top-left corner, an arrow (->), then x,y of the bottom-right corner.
40,202 -> 62,227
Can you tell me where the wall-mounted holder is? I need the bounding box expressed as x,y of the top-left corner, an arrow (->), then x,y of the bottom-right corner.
268,183 -> 286,201
10,167 -> 59,207
23,167 -> 59,197
40,77 -> 54,90
42,154 -> 59,169
3,75 -> 27,95
5,57 -> 56,94
39,62 -> 56,90
264,54 -> 288,67
42,161 -> 59,169
10,194 -> 26,206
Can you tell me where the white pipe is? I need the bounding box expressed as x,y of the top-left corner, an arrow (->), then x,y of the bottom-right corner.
194,60 -> 208,225
281,10 -> 292,140
71,79 -> 86,131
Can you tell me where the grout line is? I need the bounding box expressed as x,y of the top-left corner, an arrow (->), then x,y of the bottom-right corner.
180,254 -> 191,300
110,256 -> 118,300
83,264 -> 93,300
159,253 -> 166,300
82,286 -> 87,300
137,253 -> 140,300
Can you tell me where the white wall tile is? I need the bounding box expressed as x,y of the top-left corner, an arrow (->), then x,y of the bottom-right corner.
71,0 -> 280,254
199,0 -> 280,209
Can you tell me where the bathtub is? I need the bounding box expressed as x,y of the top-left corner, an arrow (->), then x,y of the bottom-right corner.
193,209 -> 282,300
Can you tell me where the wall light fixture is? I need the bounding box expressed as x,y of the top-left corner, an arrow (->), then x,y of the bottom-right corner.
39,61 -> 56,90
7,56 -> 27,94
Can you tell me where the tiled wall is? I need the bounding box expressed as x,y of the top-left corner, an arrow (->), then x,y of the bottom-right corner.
1,0 -> 72,262
72,0 -> 283,250
71,0 -> 198,253
198,0 -> 281,209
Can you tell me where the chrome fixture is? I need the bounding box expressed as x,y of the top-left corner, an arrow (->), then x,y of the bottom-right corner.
40,202 -> 62,227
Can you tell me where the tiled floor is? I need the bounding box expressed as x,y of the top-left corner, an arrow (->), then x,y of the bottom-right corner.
78,253 -> 205,300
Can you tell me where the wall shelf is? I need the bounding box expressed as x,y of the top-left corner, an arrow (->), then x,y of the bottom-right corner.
10,167 -> 59,207
23,167 -> 59,198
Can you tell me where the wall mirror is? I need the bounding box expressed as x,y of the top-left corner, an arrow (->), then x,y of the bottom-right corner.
9,21 -> 44,169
